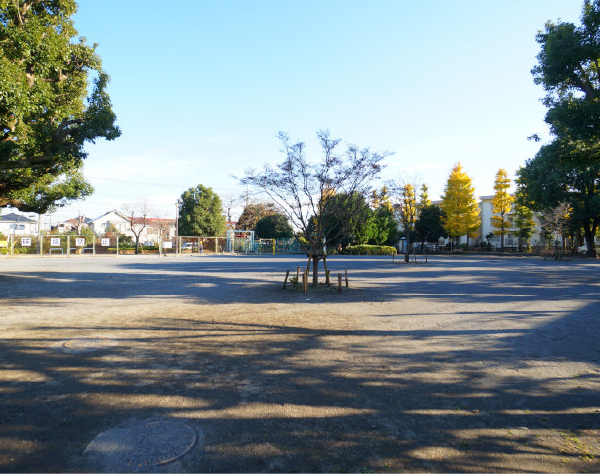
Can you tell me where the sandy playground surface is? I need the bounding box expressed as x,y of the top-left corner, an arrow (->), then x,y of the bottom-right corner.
0,253 -> 599,472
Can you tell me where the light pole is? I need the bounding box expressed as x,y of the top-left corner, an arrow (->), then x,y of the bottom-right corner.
175,199 -> 181,255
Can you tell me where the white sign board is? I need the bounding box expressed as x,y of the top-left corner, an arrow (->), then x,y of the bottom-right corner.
75,238 -> 85,247
50,238 -> 61,247
162,241 -> 173,249
21,238 -> 32,247
101,238 -> 110,247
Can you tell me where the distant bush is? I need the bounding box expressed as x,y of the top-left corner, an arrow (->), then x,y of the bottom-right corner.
345,245 -> 397,255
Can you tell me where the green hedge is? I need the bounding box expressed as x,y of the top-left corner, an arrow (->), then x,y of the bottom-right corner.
345,245 -> 397,255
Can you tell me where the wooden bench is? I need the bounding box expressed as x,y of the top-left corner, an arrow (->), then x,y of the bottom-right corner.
542,249 -> 572,261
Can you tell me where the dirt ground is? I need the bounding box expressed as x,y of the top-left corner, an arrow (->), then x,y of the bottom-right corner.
0,253 -> 599,473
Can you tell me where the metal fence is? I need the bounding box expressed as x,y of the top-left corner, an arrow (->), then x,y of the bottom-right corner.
1,234 -> 120,256
180,236 -> 300,254
1,234 -> 300,256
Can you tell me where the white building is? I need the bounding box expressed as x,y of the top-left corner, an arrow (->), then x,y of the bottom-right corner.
88,210 -> 176,244
88,210 -> 131,236
478,196 -> 543,250
53,216 -> 93,233
0,212 -> 38,236
429,196 -> 544,250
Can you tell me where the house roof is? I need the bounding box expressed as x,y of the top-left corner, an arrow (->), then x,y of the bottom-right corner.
0,212 -> 37,223
60,216 -> 93,226
131,217 -> 175,226
89,210 -> 131,223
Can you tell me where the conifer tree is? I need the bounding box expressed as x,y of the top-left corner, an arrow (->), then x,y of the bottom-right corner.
440,162 -> 480,248
491,169 -> 514,250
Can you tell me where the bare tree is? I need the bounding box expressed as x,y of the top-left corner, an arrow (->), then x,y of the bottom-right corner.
241,130 -> 392,286
122,199 -> 153,254
148,213 -> 175,257
222,193 -> 241,226
539,201 -> 571,251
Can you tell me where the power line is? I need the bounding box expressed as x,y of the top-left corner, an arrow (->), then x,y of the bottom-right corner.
90,176 -> 184,188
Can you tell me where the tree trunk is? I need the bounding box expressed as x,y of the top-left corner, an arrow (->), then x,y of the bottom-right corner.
312,255 -> 320,286
584,227 -> 597,257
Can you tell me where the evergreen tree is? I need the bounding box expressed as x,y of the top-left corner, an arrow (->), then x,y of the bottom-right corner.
237,202 -> 277,231
178,185 -> 226,237
519,0 -> 600,257
255,214 -> 293,239
415,205 -> 447,250
512,184 -> 536,252
440,162 -> 480,248
0,0 -> 120,211
491,169 -> 514,250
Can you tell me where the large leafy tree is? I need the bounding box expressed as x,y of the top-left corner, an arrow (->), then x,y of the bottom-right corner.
254,213 -> 293,239
178,184 -> 226,237
0,0 -> 120,212
517,140 -> 600,254
415,205 -> 446,250
491,168 -> 514,250
237,202 -> 277,231
519,0 -> 600,257
440,162 -> 480,247
241,130 -> 391,286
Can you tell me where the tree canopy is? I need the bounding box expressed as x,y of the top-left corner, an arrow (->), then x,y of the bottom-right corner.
254,213 -> 293,239
415,204 -> 446,248
517,140 -> 600,254
519,0 -> 600,256
178,184 -> 226,237
237,202 -> 278,231
0,0 -> 120,212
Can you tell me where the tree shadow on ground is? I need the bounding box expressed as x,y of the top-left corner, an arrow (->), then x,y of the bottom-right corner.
1,255 -> 599,307
0,255 -> 599,471
1,311 -> 599,471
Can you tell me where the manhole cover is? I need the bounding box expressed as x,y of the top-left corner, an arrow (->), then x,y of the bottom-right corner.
85,420 -> 197,469
63,337 -> 111,351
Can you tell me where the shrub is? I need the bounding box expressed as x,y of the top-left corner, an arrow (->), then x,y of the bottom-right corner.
345,244 -> 397,255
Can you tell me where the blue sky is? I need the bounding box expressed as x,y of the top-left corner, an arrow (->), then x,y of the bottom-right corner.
36,0 -> 583,225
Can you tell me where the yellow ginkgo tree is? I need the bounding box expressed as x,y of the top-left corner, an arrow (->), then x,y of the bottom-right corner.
491,169 -> 514,250
440,163 -> 480,249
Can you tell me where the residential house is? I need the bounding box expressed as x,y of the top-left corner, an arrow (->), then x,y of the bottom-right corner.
88,210 -> 131,236
133,217 -> 176,245
88,210 -> 176,245
0,212 -> 38,236
52,216 -> 93,233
